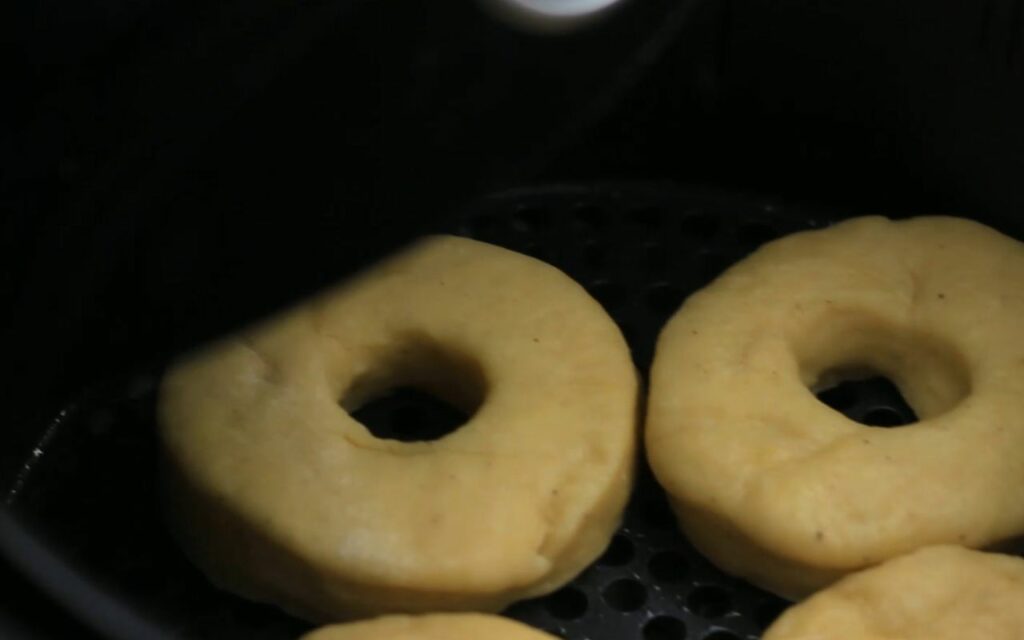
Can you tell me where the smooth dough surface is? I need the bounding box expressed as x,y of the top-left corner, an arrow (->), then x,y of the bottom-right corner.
646,216 -> 1024,599
301,613 -> 557,640
763,546 -> 1024,640
159,235 -> 638,621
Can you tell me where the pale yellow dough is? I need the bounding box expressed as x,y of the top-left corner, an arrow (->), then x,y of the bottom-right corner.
301,613 -> 557,640
763,546 -> 1024,640
646,216 -> 1024,599
159,235 -> 638,621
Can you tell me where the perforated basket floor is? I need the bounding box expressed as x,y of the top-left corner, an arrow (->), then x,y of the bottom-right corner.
6,184 -> 942,639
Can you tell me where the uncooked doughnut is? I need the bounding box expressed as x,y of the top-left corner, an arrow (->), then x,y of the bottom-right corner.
763,546 -> 1024,639
159,235 -> 638,621
646,216 -> 1024,599
301,613 -> 557,640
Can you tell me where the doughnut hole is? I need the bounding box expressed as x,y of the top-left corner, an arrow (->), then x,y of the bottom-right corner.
793,311 -> 972,424
643,615 -> 687,640
686,585 -> 732,618
341,337 -> 488,442
602,578 -> 647,611
817,376 -> 918,427
543,585 -> 589,620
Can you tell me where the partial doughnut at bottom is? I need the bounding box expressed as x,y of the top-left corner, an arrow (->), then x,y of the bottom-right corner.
301,614 -> 557,640
763,546 -> 1024,639
647,216 -> 1024,599
159,235 -> 638,621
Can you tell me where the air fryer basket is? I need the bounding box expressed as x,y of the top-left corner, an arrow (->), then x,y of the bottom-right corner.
10,182 -> 1018,640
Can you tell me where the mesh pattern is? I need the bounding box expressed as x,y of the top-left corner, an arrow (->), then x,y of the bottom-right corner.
6,184 -> 937,639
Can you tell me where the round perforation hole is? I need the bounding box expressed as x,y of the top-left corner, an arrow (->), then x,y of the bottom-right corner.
599,534 -> 635,566
543,586 -> 589,620
687,586 -> 733,619
648,550 -> 690,583
643,615 -> 688,640
603,578 -> 648,612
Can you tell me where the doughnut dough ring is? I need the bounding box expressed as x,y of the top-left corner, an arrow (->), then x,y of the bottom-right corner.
646,216 -> 1024,599
301,613 -> 558,640
763,546 -> 1024,639
159,235 -> 639,621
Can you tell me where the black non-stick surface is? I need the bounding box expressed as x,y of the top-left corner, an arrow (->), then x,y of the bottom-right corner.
5,184 -> 975,639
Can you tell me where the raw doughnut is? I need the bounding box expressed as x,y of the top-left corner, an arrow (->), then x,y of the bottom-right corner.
159,235 -> 638,621
646,216 -> 1024,599
301,613 -> 557,640
763,546 -> 1024,639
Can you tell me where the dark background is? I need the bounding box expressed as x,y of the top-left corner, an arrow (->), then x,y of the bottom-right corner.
2,0 -> 1023,636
